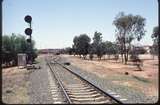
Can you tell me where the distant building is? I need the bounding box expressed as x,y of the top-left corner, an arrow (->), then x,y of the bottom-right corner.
131,45 -> 152,54
38,49 -> 62,54
142,45 -> 152,54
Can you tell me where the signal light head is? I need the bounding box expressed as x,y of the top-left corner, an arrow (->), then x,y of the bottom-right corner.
24,15 -> 32,23
25,28 -> 32,35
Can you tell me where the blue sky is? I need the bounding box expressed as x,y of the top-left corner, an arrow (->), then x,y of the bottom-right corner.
3,0 -> 158,49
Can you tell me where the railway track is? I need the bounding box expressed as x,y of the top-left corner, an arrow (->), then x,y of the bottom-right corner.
46,56 -> 124,104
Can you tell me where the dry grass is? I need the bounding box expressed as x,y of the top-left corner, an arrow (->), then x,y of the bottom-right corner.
2,67 -> 31,104
62,54 -> 158,97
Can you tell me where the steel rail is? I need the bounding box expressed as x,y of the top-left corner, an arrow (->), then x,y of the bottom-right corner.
53,57 -> 123,104
46,58 -> 72,104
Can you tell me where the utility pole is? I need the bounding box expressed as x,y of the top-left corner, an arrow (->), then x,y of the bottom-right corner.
0,0 -> 3,97
0,0 -> 2,61
158,0 -> 160,62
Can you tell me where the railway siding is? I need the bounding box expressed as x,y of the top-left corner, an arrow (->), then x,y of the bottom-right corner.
57,56 -> 155,103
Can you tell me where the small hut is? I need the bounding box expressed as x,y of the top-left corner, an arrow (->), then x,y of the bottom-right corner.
18,53 -> 27,68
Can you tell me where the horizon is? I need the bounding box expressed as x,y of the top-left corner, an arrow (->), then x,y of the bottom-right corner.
3,0 -> 158,49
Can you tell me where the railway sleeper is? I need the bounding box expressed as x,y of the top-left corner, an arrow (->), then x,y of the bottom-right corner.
66,88 -> 95,92
69,93 -> 102,98
70,96 -> 111,102
72,99 -> 112,104
53,101 -> 67,104
67,90 -> 98,95
66,86 -> 91,90
67,83 -> 87,85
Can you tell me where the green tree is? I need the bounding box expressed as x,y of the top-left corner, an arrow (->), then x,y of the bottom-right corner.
93,31 -> 102,45
72,34 -> 91,59
151,26 -> 159,58
113,12 -> 146,64
65,47 -> 73,55
105,41 -> 118,59
2,34 -> 37,67
2,35 -> 14,66
88,43 -> 94,60
73,36 -> 79,55
96,42 -> 106,60
78,34 -> 91,59
92,31 -> 105,59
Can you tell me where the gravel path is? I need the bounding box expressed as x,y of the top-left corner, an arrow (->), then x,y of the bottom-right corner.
27,56 -> 54,104
58,56 -> 158,104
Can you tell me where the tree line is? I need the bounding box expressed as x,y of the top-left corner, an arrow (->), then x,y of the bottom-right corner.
2,33 -> 38,67
64,12 -> 159,64
70,32 -> 118,60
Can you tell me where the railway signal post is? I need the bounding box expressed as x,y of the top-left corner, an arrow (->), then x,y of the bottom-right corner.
24,15 -> 33,64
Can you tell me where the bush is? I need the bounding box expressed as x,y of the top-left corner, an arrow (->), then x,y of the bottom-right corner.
130,47 -> 147,54
114,54 -> 119,61
130,54 -> 138,60
89,54 -> 94,60
130,54 -> 143,70
64,62 -> 70,65
2,34 -> 37,67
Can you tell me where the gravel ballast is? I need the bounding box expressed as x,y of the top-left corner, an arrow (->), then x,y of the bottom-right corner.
27,57 -> 54,104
